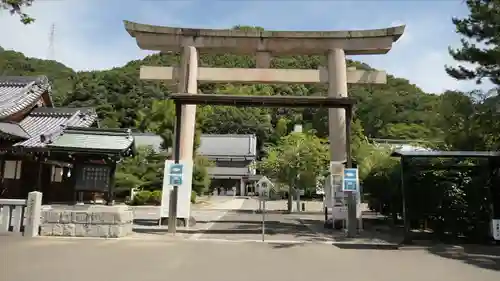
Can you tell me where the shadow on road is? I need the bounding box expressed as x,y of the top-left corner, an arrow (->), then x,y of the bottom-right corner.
269,243 -> 306,249
427,244 -> 500,271
134,219 -> 159,226
231,209 -> 324,215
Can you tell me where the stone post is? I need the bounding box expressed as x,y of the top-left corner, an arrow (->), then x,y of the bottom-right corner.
240,178 -> 245,196
327,48 -> 357,236
256,52 -> 271,68
24,191 -> 42,237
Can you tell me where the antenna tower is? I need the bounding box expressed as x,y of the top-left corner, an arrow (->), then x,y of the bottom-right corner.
47,23 -> 55,60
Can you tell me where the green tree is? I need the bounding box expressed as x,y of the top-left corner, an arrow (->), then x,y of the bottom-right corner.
355,142 -> 401,222
258,132 -> 329,212
2,0 -> 35,24
446,0 -> 500,85
438,90 -> 500,150
192,156 -> 213,195
115,146 -> 166,191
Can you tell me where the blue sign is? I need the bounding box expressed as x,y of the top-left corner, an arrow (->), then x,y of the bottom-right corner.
342,168 -> 359,192
170,164 -> 183,175
169,175 -> 183,185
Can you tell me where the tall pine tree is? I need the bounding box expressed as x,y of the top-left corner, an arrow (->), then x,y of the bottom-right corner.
1,0 -> 35,24
446,0 -> 500,86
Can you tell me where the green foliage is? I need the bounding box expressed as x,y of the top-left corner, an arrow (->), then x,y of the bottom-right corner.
190,190 -> 197,204
258,132 -> 329,193
357,143 -> 401,218
131,190 -> 162,205
135,100 -> 176,149
192,156 -> 213,195
116,145 -> 212,197
405,161 -> 493,241
446,0 -> 500,85
438,90 -> 500,150
115,146 -> 165,191
132,190 -> 151,205
2,0 -> 35,24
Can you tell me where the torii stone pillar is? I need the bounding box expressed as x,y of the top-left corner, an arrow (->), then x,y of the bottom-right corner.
124,21 -> 405,236
178,46 -> 198,161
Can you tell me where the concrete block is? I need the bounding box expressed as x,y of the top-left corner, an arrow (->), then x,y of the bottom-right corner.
114,210 -> 133,224
86,225 -> 110,237
42,210 -> 60,223
74,224 -> 89,237
52,224 -> 64,236
71,211 -> 91,224
62,224 -> 76,236
39,205 -> 134,238
40,224 -> 53,236
60,211 -> 72,223
109,224 -> 133,238
91,212 -> 115,224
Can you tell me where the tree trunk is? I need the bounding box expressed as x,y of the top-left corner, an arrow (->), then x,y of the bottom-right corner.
287,185 -> 293,213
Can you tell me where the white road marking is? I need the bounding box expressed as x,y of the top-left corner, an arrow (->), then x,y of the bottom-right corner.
188,210 -> 229,241
188,198 -> 246,241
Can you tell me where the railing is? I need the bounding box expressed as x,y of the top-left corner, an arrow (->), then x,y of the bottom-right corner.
0,191 -> 42,237
0,199 -> 26,233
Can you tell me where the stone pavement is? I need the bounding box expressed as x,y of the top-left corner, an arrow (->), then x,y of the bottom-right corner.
241,198 -> 324,212
1,235 -> 499,281
241,198 -> 370,213
130,195 -> 238,221
131,197 -> 246,239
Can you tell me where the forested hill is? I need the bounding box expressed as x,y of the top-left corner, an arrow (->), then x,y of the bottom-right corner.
0,47 -> 443,148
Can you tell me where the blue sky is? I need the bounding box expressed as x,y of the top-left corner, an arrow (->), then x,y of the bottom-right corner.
0,0 -> 492,94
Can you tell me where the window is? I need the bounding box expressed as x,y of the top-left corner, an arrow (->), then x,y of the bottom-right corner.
3,161 -> 22,179
51,166 -> 63,182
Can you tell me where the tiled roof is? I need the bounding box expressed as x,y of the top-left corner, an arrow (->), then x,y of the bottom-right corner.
14,107 -> 98,147
0,122 -> 30,138
0,76 -> 51,119
47,127 -> 135,153
132,132 -> 164,152
198,134 -> 257,159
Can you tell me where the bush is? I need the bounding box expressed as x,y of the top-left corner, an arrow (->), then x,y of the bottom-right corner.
131,189 -> 196,205
190,190 -> 197,204
132,190 -> 151,205
150,190 -> 162,205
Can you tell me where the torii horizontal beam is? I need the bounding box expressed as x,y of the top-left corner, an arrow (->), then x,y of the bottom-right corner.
140,66 -> 386,84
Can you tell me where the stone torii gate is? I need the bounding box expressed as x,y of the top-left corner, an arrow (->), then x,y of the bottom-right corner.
124,21 -> 405,235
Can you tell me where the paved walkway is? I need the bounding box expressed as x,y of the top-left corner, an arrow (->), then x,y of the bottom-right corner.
2,235 -> 498,281
131,197 -> 246,239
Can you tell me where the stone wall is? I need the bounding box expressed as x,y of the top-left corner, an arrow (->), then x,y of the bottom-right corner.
40,205 -> 133,238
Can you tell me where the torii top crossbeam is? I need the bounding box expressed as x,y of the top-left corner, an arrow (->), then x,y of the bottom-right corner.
169,93 -> 355,108
124,21 -> 405,55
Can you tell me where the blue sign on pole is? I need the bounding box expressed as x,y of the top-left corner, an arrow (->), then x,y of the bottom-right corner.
167,163 -> 184,186
342,168 -> 359,192
169,174 -> 183,185
170,164 -> 183,175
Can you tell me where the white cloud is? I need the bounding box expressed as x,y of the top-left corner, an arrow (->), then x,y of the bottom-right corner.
358,17 -> 494,94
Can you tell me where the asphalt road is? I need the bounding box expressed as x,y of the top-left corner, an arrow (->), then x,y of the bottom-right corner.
2,235 -> 499,281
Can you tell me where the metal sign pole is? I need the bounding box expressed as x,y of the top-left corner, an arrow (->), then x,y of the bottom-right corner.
168,102 -> 183,234
261,197 -> 266,242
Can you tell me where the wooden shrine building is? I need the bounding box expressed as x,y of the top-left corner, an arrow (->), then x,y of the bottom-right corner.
0,76 -> 135,204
